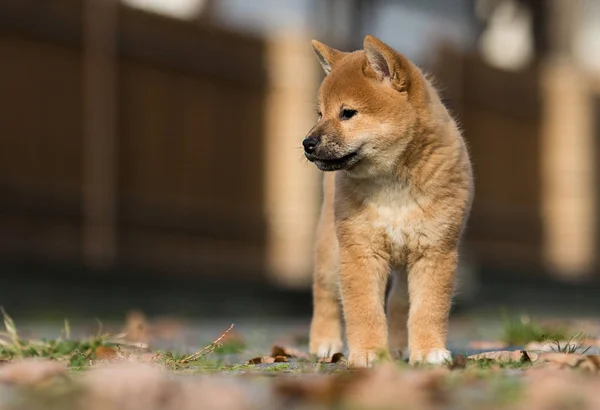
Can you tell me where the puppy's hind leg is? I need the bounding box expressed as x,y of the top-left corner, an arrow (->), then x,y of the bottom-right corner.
309,173 -> 343,358
386,269 -> 409,360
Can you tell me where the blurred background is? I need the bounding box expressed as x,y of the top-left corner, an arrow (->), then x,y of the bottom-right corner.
0,0 -> 599,338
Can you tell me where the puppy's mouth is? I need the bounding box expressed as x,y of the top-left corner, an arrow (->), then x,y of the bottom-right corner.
305,150 -> 361,171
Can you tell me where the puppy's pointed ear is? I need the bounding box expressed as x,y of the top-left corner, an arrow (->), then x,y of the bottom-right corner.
363,35 -> 411,91
311,40 -> 347,75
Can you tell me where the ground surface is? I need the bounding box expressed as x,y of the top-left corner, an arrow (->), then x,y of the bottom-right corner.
1,309 -> 600,410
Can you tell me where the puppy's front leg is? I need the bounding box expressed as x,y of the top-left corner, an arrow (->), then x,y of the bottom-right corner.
309,225 -> 343,358
309,173 -> 343,358
338,237 -> 391,367
407,250 -> 457,364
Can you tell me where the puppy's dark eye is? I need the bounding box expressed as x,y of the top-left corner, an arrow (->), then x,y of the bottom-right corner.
340,109 -> 357,120
317,111 -> 322,120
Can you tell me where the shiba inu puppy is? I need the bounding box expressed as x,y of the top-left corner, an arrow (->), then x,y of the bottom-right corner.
304,35 -> 473,367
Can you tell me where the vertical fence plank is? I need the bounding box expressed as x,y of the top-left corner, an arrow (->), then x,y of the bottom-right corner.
82,0 -> 118,268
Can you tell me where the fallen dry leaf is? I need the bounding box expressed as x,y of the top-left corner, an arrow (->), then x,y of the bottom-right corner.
448,354 -> 467,369
0,359 -> 67,386
318,353 -> 346,364
468,350 -> 536,362
247,344 -> 311,365
95,346 -> 119,361
248,356 -> 276,365
331,352 -> 345,363
270,345 -> 309,360
247,355 -> 287,364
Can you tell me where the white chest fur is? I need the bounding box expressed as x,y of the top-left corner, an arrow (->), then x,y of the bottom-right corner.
369,184 -> 422,250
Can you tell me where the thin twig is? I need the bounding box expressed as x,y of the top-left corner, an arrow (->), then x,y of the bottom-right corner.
180,324 -> 235,364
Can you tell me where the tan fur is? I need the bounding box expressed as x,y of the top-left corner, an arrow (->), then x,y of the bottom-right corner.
305,36 -> 473,367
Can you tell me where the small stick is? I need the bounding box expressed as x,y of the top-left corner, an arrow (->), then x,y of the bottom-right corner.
180,324 -> 235,364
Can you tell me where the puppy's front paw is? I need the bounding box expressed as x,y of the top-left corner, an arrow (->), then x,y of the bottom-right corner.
347,348 -> 390,368
409,348 -> 452,365
309,338 -> 343,359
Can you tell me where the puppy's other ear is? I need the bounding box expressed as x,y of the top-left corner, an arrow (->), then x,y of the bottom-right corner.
363,35 -> 411,92
311,40 -> 347,75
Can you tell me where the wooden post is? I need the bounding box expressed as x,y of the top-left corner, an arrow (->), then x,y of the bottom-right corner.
82,0 -> 119,268
541,0 -> 595,278
264,32 -> 321,288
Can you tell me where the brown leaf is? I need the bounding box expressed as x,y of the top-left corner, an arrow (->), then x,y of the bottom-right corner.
468,350 -> 532,362
273,356 -> 288,363
95,346 -> 118,360
317,352 -> 346,364
270,345 -> 309,359
247,356 -> 275,365
448,354 -> 467,369
0,359 -> 67,386
331,352 -> 345,363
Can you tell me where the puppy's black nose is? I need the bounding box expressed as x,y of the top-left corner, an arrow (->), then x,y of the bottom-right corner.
303,136 -> 320,154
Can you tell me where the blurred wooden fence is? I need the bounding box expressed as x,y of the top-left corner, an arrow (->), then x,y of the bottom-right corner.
434,45 -> 599,280
3,1 -> 597,285
0,0 -> 321,285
